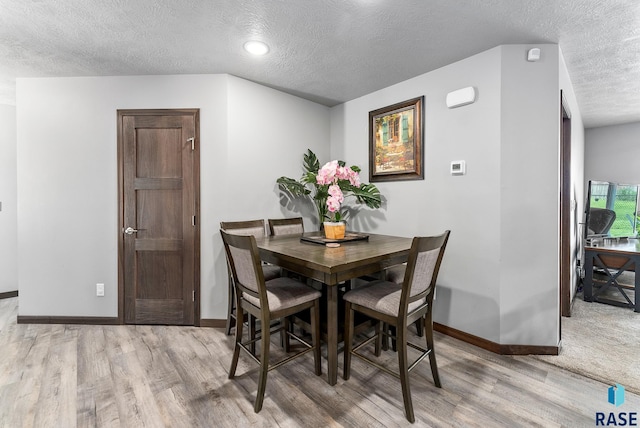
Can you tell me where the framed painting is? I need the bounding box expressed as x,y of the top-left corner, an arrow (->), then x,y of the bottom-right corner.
369,96 -> 424,182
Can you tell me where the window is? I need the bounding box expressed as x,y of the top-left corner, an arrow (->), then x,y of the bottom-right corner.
588,181 -> 639,237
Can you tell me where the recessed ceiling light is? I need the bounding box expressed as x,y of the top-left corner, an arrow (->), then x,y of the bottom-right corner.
243,40 -> 270,56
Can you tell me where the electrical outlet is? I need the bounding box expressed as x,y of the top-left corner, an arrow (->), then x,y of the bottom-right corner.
96,283 -> 105,297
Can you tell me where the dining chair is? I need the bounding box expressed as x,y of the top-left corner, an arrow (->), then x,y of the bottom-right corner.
221,230 -> 322,412
268,216 -> 310,347
267,217 -> 305,279
343,230 -> 450,423
220,219 -> 281,337
268,217 -> 304,236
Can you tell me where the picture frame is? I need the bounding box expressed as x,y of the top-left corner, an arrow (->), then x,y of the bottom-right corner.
369,96 -> 424,182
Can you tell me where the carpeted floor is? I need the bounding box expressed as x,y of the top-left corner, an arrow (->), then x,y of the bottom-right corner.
534,281 -> 640,394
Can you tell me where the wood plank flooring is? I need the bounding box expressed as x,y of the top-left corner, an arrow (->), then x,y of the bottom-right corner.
1,296 -> 638,427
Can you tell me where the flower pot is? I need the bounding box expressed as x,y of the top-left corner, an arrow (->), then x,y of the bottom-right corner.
323,221 -> 346,240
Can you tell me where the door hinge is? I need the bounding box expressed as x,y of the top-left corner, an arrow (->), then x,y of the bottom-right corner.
192,215 -> 196,226
187,137 -> 195,151
192,290 -> 195,302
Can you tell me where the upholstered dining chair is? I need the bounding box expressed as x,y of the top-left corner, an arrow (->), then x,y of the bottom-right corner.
268,216 -> 306,279
343,231 -> 450,423
267,216 -> 309,346
268,217 -> 304,236
220,220 -> 281,336
221,230 -> 322,412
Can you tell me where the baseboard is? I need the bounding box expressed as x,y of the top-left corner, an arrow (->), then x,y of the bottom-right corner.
0,290 -> 18,300
17,315 -> 120,325
11,313 -> 558,354
200,318 -> 226,328
17,315 -> 222,327
434,322 -> 559,356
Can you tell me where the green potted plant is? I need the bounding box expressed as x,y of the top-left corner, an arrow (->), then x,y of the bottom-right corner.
276,149 -> 382,238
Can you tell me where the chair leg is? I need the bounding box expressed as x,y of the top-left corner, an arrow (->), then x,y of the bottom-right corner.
311,301 -> 322,376
228,303 -> 243,379
343,301 -> 354,380
225,276 -> 236,335
283,317 -> 291,352
381,322 -> 389,351
254,316 -> 271,413
415,318 -> 424,337
425,318 -> 441,388
390,325 -> 397,352
397,323 -> 415,423
374,321 -> 382,357
249,314 -> 256,355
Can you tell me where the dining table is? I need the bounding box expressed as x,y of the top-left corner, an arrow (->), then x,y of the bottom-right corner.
255,231 -> 412,385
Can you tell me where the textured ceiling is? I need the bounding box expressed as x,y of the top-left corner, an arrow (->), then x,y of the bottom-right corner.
1,0 -> 639,128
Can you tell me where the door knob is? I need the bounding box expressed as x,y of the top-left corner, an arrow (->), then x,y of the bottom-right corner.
124,226 -> 138,235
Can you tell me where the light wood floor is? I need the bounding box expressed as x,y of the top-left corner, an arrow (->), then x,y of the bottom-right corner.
1,297 -> 637,427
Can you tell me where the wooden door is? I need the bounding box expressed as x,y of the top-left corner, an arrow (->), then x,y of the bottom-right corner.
117,109 -> 200,325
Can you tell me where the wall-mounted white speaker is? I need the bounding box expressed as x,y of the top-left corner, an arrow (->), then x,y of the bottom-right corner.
446,86 -> 476,109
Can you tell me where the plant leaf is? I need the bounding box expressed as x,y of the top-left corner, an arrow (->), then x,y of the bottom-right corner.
301,171 -> 318,185
303,149 -> 320,174
276,176 -> 310,197
348,183 -> 382,209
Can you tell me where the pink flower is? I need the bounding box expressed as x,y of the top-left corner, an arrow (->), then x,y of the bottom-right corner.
347,168 -> 361,187
328,184 -> 344,203
336,166 -> 349,181
316,161 -> 338,185
327,196 -> 341,213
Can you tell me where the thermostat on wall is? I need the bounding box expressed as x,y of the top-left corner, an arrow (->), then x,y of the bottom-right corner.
450,160 -> 466,175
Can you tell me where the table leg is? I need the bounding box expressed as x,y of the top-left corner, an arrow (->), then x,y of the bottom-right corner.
584,251 -> 594,302
326,285 -> 338,385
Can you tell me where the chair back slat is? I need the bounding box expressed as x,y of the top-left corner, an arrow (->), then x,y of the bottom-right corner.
220,219 -> 266,238
268,217 -> 304,236
229,245 -> 261,295
220,230 -> 266,304
402,231 -> 450,310
272,223 -> 303,235
410,248 -> 441,297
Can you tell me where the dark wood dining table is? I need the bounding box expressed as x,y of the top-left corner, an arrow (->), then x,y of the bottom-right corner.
255,231 -> 412,385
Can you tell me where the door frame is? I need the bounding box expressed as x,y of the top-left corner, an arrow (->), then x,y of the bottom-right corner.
116,108 -> 201,325
560,92 -> 572,319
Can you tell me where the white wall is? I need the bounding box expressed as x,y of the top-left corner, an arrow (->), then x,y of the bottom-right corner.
331,44 -> 582,346
585,121 -> 640,186
0,104 -> 18,293
16,74 -> 329,318
332,47 -> 503,341
207,75 -> 330,318
499,45 -> 560,346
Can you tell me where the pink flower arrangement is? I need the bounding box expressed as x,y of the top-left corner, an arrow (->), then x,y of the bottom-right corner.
277,149 -> 382,228
317,161 -> 362,221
